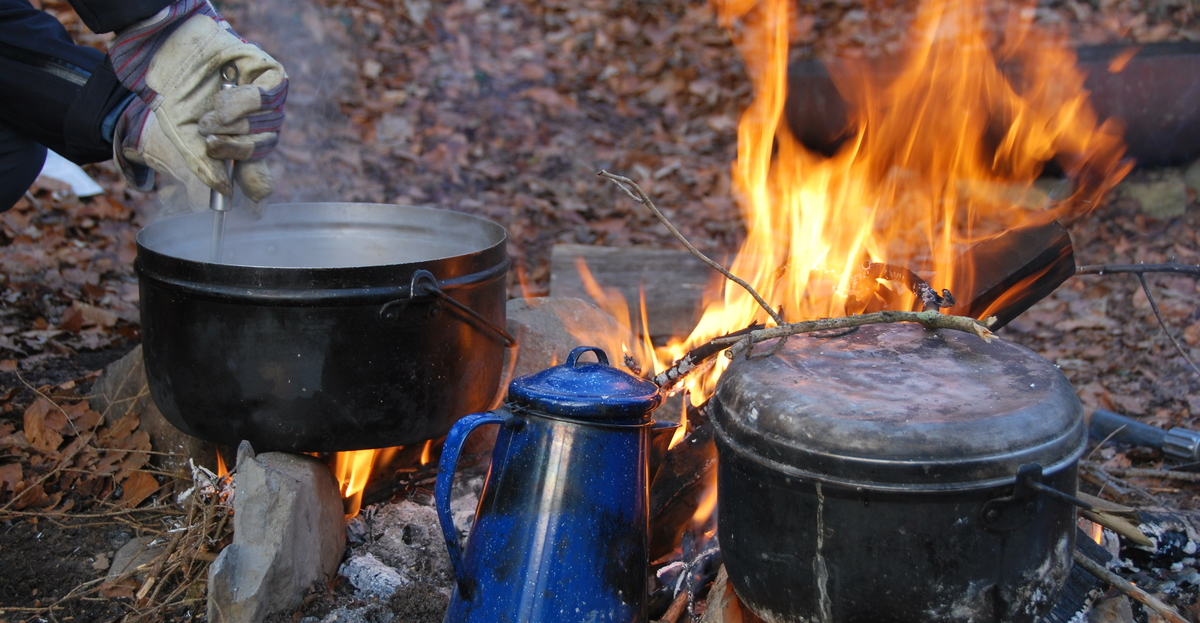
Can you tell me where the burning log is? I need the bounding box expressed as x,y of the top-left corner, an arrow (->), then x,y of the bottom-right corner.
946,215 -> 1077,330
649,404 -> 717,562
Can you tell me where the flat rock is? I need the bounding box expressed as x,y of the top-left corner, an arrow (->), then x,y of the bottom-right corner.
503,297 -> 632,382
1122,176 -> 1188,219
208,443 -> 346,623
107,535 -> 163,582
88,345 -> 216,477
549,244 -> 720,343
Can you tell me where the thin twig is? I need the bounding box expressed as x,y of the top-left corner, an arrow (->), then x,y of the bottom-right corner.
598,170 -> 785,326
15,371 -> 81,436
1072,550 -> 1189,623
655,310 -> 994,390
1135,273 -> 1200,379
1098,466 -> 1200,483
1080,462 -> 1162,504
1076,262 -> 1200,277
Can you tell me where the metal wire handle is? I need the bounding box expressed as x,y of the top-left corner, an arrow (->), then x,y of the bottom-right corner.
379,269 -> 516,346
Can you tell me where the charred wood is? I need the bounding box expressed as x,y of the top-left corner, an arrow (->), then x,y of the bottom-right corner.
947,216 -> 1076,330
649,403 -> 718,563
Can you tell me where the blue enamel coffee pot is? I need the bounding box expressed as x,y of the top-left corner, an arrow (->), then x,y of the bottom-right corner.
436,346 -> 677,623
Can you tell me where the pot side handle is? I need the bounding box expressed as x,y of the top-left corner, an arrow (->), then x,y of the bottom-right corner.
435,410 -> 507,600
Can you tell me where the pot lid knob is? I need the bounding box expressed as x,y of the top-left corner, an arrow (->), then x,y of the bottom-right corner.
507,346 -> 662,420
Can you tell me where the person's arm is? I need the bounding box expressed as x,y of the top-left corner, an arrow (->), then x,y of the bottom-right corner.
63,0 -> 172,34
0,0 -> 133,163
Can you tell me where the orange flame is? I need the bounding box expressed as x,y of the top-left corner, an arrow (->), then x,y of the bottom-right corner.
420,439 -> 433,466
640,0 -> 1128,402
215,451 -> 228,478
1088,519 -> 1104,545
334,449 -> 377,517
692,469 -> 718,527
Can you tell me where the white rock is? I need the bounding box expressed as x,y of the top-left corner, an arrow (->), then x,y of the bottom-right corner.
207,442 -> 346,623
340,553 -> 408,599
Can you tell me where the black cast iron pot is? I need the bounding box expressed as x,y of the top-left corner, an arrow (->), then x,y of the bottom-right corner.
135,203 -> 510,452
710,324 -> 1086,623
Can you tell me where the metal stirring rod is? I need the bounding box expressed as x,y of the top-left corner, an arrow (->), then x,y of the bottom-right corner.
209,61 -> 240,264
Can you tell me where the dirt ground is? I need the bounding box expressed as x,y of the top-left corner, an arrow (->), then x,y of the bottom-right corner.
2,0 -> 1200,621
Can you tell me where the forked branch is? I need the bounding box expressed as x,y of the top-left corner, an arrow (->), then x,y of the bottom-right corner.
598,170 -> 785,326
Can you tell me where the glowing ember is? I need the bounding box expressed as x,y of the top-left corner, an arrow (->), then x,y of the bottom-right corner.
1089,519 -> 1104,545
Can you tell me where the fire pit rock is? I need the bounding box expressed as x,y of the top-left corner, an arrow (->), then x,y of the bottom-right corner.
208,443 -> 345,623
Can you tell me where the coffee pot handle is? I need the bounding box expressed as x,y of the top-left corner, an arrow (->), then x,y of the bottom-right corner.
435,410 -> 507,600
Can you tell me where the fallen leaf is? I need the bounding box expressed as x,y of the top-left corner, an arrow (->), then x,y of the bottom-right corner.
0,462 -> 21,492
63,401 -> 103,431
23,398 -> 66,454
100,578 -> 138,600
1108,394 -> 1146,416
118,471 -> 160,508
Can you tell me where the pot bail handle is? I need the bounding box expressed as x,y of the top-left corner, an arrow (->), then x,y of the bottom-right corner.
381,270 -> 516,346
435,410 -> 509,600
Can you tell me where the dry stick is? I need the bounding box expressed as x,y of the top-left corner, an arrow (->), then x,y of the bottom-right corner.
1135,273 -> 1200,379
1075,262 -> 1200,378
597,170 -> 785,326
1099,466 -> 1200,483
1072,550 -> 1189,623
1081,463 -> 1163,505
15,371 -> 81,436
654,310 -> 994,390
1076,262 -> 1200,277
660,589 -> 690,623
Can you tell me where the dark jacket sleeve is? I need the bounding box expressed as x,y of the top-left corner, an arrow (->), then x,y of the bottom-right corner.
0,0 -> 132,163
64,0 -> 173,34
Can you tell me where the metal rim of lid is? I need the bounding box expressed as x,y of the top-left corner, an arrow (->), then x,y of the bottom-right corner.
709,324 -> 1086,490
507,346 -> 663,419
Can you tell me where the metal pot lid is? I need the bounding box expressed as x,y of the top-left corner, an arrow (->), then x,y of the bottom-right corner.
508,346 -> 662,420
710,324 -> 1085,491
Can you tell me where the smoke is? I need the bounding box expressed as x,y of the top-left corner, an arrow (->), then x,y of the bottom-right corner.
219,0 -> 359,204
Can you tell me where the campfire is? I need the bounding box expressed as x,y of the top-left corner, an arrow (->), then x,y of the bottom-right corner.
7,0 -> 1200,621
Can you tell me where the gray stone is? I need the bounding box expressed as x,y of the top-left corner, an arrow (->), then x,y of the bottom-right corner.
88,345 -> 216,477
1122,176 -> 1188,219
340,553 -> 407,598
107,535 -> 163,582
1184,158 -> 1200,197
503,297 -> 632,382
549,245 -> 721,342
207,442 -> 346,623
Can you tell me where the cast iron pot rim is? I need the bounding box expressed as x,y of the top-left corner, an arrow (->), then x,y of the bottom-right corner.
136,256 -> 510,306
135,202 -> 508,291
712,413 -> 1087,494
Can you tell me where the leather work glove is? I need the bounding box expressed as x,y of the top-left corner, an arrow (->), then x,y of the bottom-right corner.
110,0 -> 287,204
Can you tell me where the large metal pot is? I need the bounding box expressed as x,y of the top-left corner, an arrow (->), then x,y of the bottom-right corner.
135,203 -> 509,452
710,324 -> 1086,623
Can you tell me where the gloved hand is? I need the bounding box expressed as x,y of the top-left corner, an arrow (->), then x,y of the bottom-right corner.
109,0 -> 287,203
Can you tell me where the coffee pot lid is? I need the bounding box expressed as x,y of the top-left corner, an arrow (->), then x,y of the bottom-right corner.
508,346 -> 662,420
